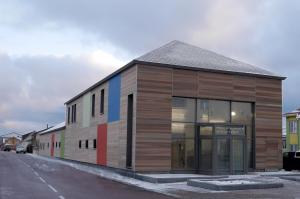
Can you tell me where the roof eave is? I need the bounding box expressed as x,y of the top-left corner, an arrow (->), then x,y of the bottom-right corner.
39,126 -> 66,135
64,60 -> 137,105
64,59 -> 286,105
134,60 -> 287,80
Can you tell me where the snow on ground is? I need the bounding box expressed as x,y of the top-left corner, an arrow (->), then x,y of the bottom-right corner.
27,154 -> 218,197
207,180 -> 258,185
26,154 -> 300,197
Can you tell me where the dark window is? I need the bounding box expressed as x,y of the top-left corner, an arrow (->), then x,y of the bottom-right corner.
71,105 -> 74,123
74,104 -> 77,122
79,140 -> 81,148
67,107 -> 70,124
55,142 -> 57,148
91,94 -> 95,117
126,94 -> 133,168
71,104 -> 77,123
48,143 -> 49,148
100,89 -> 105,114
93,139 -> 97,149
59,142 -> 61,148
85,140 -> 89,149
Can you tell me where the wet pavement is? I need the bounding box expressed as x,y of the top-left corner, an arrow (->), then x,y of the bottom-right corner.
2,151 -> 300,199
0,151 -> 173,199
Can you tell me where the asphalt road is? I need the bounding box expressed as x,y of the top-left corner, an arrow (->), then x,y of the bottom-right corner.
0,151 -> 173,199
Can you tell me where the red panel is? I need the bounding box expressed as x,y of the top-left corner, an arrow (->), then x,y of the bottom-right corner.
97,124 -> 107,165
50,133 -> 55,157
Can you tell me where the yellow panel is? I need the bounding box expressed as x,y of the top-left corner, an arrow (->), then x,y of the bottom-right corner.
290,134 -> 298,145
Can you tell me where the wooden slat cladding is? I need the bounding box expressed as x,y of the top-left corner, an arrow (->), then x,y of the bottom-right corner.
233,76 -> 256,101
173,69 -> 198,97
120,66 -> 137,169
255,77 -> 282,170
198,72 -> 233,100
136,65 -> 172,171
136,65 -> 283,172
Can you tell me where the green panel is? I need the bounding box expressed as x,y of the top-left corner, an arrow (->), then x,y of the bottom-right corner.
60,130 -> 65,158
286,116 -> 296,150
82,92 -> 91,127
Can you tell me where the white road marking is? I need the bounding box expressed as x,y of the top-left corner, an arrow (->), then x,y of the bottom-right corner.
48,185 -> 58,193
59,196 -> 65,199
34,171 -> 39,176
39,177 -> 46,183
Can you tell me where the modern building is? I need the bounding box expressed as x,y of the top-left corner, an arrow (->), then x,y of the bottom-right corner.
36,122 -> 65,158
57,41 -> 284,174
283,108 -> 300,152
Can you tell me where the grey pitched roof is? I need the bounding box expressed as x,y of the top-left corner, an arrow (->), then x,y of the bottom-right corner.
65,40 -> 285,104
135,40 -> 284,79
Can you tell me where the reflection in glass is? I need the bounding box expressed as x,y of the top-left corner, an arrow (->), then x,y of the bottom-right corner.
197,100 -> 209,123
200,126 -> 213,136
199,139 -> 212,171
216,138 -> 230,172
209,100 -> 230,123
231,102 -> 253,169
233,138 -> 244,172
172,98 -> 195,122
172,123 -> 195,139
215,126 -> 228,135
171,139 -> 195,170
230,127 -> 245,135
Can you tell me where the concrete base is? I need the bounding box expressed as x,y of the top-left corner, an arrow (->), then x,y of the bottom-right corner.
187,178 -> 284,191
280,176 -> 300,182
134,174 -> 228,183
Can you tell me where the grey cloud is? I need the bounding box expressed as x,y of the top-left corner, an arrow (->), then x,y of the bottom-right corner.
0,0 -> 299,134
0,53 -> 113,134
13,0 -> 212,54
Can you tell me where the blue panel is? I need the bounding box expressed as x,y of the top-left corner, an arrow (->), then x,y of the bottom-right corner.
108,74 -> 121,122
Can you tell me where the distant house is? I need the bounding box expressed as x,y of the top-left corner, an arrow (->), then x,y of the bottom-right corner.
0,132 -> 22,150
21,127 -> 51,153
36,122 -> 65,158
283,108 -> 300,152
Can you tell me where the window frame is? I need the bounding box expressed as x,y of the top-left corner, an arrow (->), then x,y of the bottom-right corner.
100,89 -> 105,114
91,94 -> 95,117
93,139 -> 97,149
85,139 -> 89,149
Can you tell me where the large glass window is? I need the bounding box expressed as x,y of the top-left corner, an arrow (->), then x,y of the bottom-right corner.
172,98 -> 195,122
197,100 -> 230,123
231,102 -> 253,169
171,123 -> 195,170
171,97 -> 255,171
289,120 -> 297,133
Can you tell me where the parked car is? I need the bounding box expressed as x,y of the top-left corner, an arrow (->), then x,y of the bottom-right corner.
3,144 -> 13,152
283,151 -> 300,171
16,145 -> 26,154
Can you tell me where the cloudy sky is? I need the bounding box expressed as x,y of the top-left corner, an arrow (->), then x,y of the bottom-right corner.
0,0 -> 299,135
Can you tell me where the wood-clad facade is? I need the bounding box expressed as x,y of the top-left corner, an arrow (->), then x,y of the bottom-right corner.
135,64 -> 283,172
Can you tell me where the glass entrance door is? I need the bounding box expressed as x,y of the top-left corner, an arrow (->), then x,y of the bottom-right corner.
198,124 -> 246,174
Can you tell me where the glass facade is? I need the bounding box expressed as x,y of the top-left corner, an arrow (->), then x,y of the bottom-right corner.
171,98 -> 195,170
171,97 -> 254,172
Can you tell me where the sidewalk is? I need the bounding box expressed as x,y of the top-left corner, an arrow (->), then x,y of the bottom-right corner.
27,154 -> 300,199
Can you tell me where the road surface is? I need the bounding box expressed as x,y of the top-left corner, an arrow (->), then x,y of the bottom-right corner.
0,151 -> 173,199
